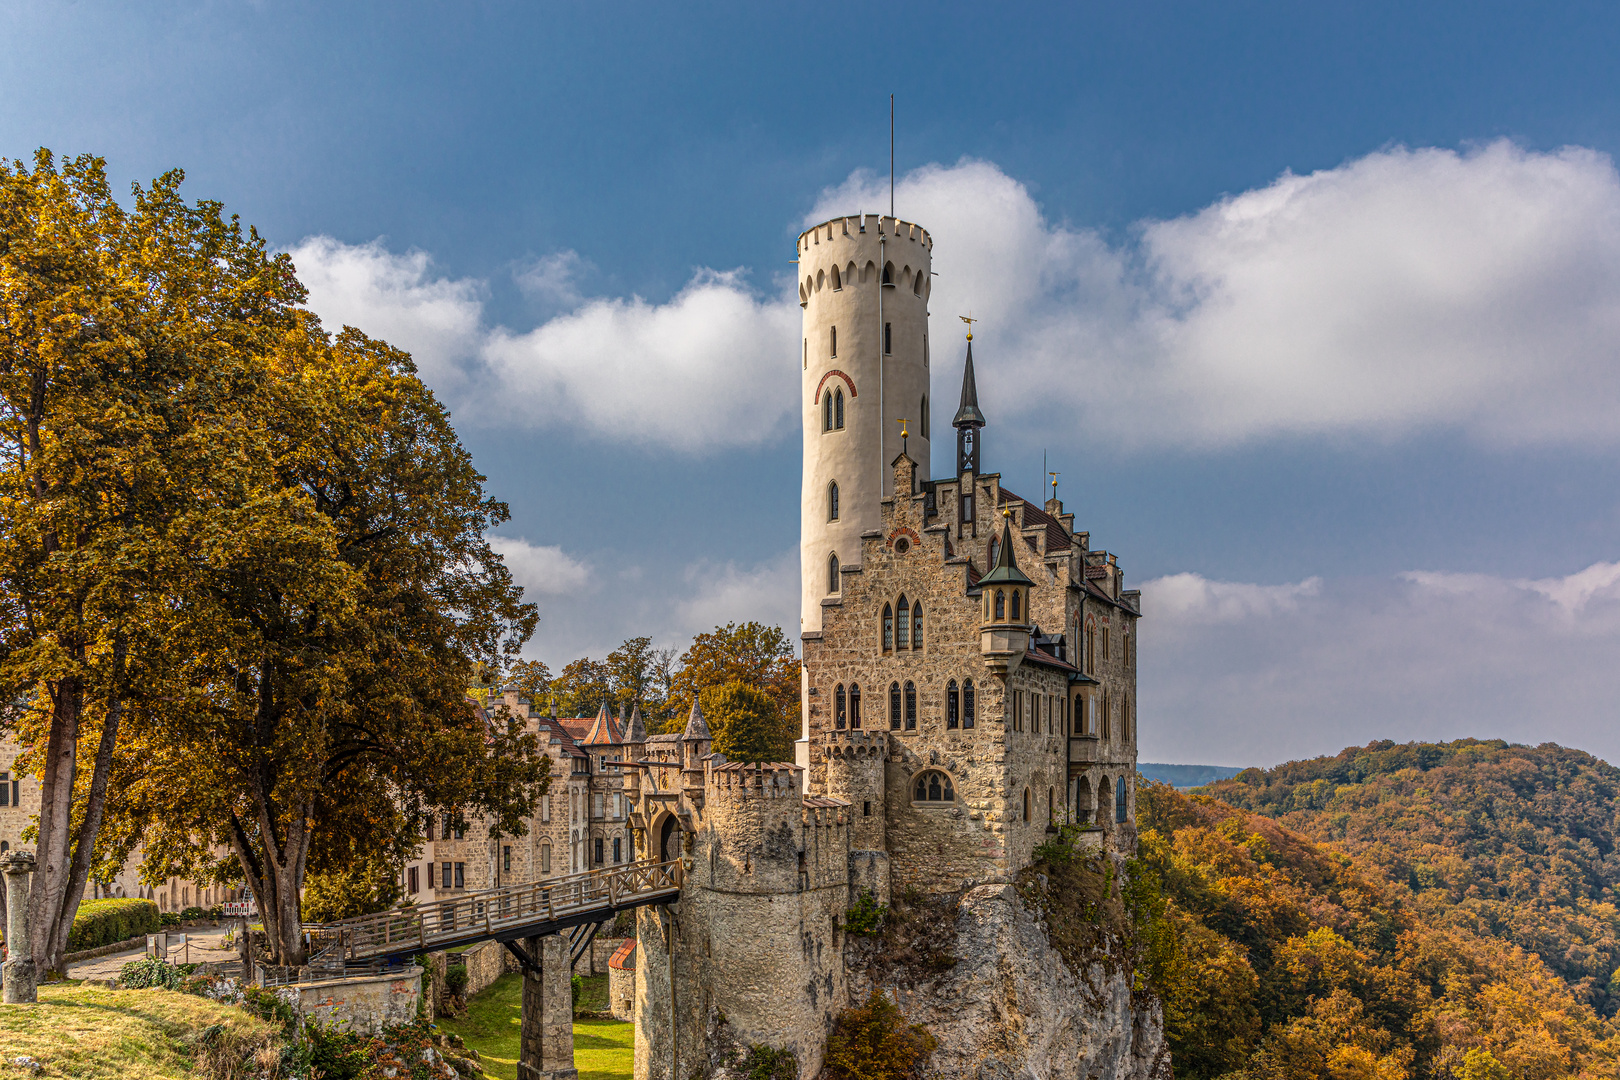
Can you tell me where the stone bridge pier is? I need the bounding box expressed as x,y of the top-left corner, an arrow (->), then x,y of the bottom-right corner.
509,933 -> 576,1080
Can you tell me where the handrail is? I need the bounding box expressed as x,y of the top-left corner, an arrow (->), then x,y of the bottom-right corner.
304,858 -> 682,960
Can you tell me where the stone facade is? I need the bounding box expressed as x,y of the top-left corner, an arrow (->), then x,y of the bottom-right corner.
291,966 -> 424,1036
621,216 -> 1156,1080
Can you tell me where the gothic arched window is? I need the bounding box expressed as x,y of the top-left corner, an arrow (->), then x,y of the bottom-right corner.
994,590 -> 1005,620
829,482 -> 840,521
904,680 -> 916,730
834,388 -> 844,429
889,681 -> 902,731
1023,788 -> 1032,822
912,601 -> 923,649
828,552 -> 840,593
882,604 -> 893,652
849,683 -> 861,728
835,684 -> 846,729
1116,777 -> 1129,823
912,770 -> 955,803
963,679 -> 975,728
1010,589 -> 1021,621
896,595 -> 910,648
946,680 -> 959,729
823,390 -> 833,432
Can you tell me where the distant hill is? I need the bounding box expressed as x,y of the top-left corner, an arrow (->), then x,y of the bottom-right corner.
1203,738 -> 1620,1017
1137,762 -> 1245,788
1136,780 -> 1620,1078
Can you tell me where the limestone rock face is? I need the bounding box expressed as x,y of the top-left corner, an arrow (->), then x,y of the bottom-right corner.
850,884 -> 1169,1080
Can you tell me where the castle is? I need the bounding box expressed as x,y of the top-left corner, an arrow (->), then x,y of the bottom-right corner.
622,214 -> 1145,1079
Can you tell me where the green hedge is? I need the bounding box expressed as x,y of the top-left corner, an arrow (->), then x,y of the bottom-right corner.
68,898 -> 161,951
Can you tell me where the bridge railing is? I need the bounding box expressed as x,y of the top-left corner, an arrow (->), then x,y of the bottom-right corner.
305,858 -> 683,959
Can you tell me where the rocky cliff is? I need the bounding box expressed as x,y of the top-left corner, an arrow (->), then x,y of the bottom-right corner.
846,881 -> 1170,1080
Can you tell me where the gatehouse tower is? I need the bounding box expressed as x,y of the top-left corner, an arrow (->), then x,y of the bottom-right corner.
797,215 -> 933,640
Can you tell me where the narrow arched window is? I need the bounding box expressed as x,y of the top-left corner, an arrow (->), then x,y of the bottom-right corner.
831,325 -> 837,357
889,681 -> 902,730
834,388 -> 844,429
835,684 -> 846,729
823,390 -> 832,432
830,264 -> 842,290
904,680 -> 916,730
988,536 -> 999,565
828,553 -> 840,594
963,679 -> 975,728
920,395 -> 928,438
882,604 -> 893,651
828,482 -> 840,521
1023,788 -> 1031,823
896,595 -> 910,648
946,680 -> 959,729
1010,590 -> 1021,621
1101,691 -> 1111,739
911,602 -> 923,649
1116,777 -> 1128,823
850,683 -> 861,728
994,590 -> 1005,620
1049,787 -> 1056,826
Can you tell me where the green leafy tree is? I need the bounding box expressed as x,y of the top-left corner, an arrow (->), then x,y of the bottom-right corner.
302,856 -> 405,923
0,151 -> 304,980
505,659 -> 553,704
103,319 -> 548,965
703,680 -> 792,763
662,622 -> 798,735
551,656 -> 610,717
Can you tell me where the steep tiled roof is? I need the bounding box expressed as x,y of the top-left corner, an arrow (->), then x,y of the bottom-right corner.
581,703 -> 621,746
999,487 -> 1072,554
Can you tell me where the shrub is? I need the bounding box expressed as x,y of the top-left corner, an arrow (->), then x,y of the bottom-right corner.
181,905 -> 206,922
160,910 -> 182,928
736,1044 -> 798,1080
845,890 -> 888,936
571,973 -> 583,1007
207,904 -> 224,920
444,963 -> 469,998
68,898 -> 161,951
825,989 -> 936,1080
118,957 -> 198,989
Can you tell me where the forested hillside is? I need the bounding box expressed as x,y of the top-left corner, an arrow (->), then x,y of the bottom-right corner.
1202,740 -> 1620,1016
1136,783 -> 1620,1078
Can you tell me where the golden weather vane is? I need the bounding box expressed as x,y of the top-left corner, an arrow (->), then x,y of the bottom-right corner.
959,314 -> 977,341
1050,470 -> 1060,499
895,417 -> 910,440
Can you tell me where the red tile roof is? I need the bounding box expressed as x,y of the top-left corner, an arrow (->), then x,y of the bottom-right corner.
608,939 -> 635,971
998,488 -> 1073,554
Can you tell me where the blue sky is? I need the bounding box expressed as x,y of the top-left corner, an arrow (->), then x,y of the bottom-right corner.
8,2 -> 1620,766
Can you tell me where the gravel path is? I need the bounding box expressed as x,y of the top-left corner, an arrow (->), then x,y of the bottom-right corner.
66,922 -> 238,981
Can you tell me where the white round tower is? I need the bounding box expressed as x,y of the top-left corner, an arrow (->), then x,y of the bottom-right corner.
798,214 -> 933,637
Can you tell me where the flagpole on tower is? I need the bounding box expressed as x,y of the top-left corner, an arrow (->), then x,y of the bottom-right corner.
890,93 -> 895,218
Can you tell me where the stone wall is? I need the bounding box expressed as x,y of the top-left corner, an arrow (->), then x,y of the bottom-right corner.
292,967 -> 423,1036
459,939 -> 510,999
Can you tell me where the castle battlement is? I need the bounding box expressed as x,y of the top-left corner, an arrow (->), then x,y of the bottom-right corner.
704,760 -> 803,801
816,728 -> 887,761
798,215 -> 932,250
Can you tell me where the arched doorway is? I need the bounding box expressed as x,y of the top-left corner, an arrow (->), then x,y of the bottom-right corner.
659,815 -> 680,863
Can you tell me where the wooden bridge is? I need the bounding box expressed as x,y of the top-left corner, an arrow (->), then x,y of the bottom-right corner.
305,858 -> 683,963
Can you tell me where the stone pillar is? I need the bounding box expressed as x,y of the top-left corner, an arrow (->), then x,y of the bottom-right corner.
2,851 -> 38,1004
519,934 -> 576,1080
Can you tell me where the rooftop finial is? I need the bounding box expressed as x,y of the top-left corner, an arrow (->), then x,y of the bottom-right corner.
960,313 -> 976,341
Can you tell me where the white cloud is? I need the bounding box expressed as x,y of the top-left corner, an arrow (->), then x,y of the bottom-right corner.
671,548 -> 800,644
814,143 -> 1620,449
292,141 -> 1620,453
481,270 -> 799,452
287,236 -> 484,396
1138,561 -> 1620,768
486,536 -> 591,597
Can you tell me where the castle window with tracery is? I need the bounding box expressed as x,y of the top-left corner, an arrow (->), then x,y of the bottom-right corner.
904,680 -> 916,730
849,683 -> 861,728
963,679 -> 975,728
828,482 -> 839,521
911,601 -> 923,649
946,680 -> 959,728
889,681 -> 901,730
896,595 -> 910,648
912,770 -> 955,803
882,604 -> 893,651
835,683 -> 846,729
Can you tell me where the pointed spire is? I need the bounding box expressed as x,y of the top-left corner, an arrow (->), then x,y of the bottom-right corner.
979,509 -> 1034,588
681,699 -> 711,741
626,703 -> 647,743
953,338 -> 986,428
584,700 -> 618,745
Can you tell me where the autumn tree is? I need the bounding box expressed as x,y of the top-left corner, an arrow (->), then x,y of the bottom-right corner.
102,321 -> 547,964
0,152 -> 304,980
662,622 -> 798,736
504,659 -> 553,704
702,680 -> 792,763
551,656 -> 611,717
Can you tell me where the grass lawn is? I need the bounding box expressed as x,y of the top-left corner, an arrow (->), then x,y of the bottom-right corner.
0,983 -> 280,1079
437,972 -> 633,1080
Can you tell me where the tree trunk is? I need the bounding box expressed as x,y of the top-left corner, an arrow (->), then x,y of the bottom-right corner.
229,792 -> 314,967
29,676 -> 82,979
